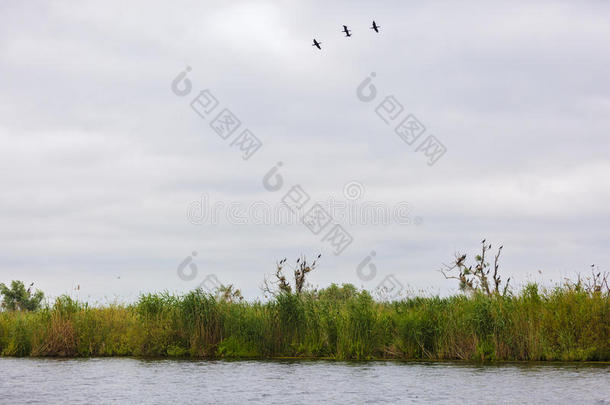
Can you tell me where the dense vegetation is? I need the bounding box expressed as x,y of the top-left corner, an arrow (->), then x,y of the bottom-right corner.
2,244 -> 608,361
0,282 -> 608,361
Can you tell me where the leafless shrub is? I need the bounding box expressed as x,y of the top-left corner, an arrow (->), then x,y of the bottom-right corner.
440,239 -> 510,297
564,265 -> 609,295
261,254 -> 321,298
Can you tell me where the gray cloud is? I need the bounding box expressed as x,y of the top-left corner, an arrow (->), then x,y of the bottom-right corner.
1,0 -> 609,301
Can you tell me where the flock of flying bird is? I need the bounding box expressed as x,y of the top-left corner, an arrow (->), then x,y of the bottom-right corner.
312,20 -> 380,50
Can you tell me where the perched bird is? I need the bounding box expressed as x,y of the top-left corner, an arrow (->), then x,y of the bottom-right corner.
456,254 -> 467,266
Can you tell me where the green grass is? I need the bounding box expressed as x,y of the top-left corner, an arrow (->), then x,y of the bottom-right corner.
0,284 -> 608,361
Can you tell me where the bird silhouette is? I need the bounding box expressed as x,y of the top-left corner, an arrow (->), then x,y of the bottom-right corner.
370,20 -> 381,33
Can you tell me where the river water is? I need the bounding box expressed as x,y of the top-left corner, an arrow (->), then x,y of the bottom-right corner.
0,358 -> 608,404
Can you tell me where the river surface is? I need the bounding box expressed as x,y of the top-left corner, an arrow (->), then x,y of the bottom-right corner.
0,358 -> 609,404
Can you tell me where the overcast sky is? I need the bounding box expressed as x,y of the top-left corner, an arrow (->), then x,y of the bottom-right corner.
1,0 -> 609,302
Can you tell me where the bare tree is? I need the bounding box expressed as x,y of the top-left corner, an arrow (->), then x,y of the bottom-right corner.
261,254 -> 321,298
565,265 -> 609,295
584,265 -> 610,294
440,239 -> 510,296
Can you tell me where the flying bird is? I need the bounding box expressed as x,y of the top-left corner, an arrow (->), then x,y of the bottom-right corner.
312,39 -> 322,50
342,25 -> 352,37
370,20 -> 380,33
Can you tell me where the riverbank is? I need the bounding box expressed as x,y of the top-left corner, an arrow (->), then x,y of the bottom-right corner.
1,284 -> 608,361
